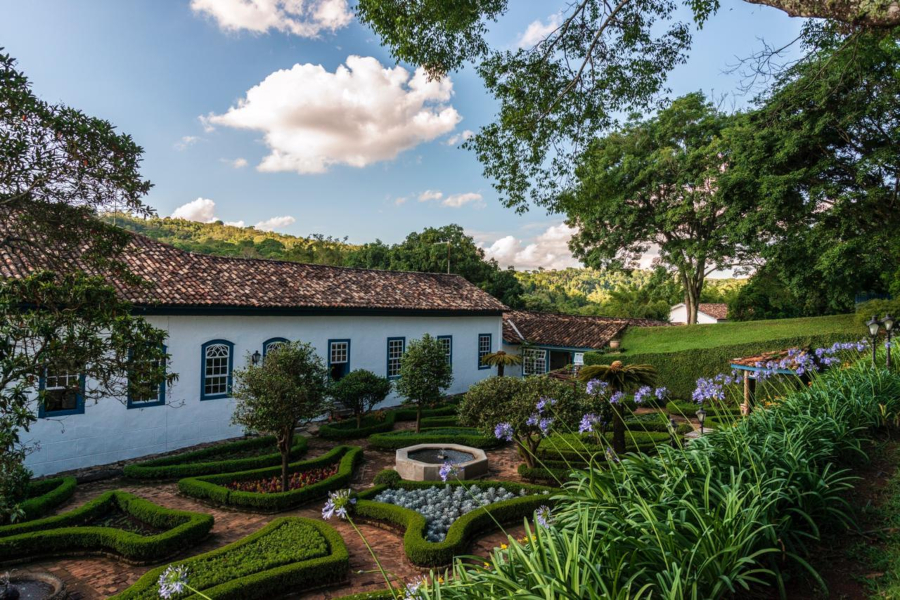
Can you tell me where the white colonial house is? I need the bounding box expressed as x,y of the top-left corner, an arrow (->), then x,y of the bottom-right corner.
669,303 -> 729,324
9,232 -> 506,476
500,310 -> 668,377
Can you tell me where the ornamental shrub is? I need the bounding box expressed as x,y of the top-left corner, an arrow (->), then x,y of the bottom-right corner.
318,411 -> 396,440
395,334 -> 453,433
16,476 -> 76,522
328,369 -> 393,429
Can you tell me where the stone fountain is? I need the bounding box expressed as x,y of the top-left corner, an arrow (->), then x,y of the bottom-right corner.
395,443 -> 488,481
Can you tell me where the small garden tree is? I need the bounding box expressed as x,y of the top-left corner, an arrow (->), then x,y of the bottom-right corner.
395,334 -> 453,433
329,369 -> 392,428
578,361 -> 657,455
460,376 -> 585,468
231,342 -> 328,492
480,350 -> 522,377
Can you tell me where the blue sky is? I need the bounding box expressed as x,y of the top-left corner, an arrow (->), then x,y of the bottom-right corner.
0,0 -> 804,270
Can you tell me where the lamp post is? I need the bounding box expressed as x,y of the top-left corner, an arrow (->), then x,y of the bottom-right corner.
696,406 -> 707,435
884,313 -> 895,369
867,316 -> 882,365
251,350 -> 262,366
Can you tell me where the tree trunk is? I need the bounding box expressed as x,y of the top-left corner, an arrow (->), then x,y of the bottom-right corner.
611,403 -> 626,455
356,412 -> 362,429
742,0 -> 900,28
279,429 -> 294,493
498,363 -> 505,377
415,405 -> 421,433
516,435 -> 537,468
681,267 -> 704,326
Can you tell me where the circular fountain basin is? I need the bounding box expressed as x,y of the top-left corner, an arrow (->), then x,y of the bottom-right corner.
395,443 -> 489,481
4,572 -> 67,600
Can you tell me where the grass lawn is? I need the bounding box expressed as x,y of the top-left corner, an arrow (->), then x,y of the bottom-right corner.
617,314 -> 858,355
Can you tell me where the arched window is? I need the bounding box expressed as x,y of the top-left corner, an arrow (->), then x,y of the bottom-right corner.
201,340 -> 234,400
263,337 -> 289,358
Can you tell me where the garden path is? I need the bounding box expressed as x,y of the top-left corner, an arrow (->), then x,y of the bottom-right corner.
10,425 -> 528,600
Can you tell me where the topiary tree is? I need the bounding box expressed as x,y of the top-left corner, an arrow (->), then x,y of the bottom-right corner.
231,341 -> 329,492
460,376 -> 585,468
578,361 -> 657,454
395,334 -> 453,433
329,369 -> 392,428
480,350 -> 522,377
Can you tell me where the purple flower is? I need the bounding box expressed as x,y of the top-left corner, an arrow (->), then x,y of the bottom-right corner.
538,417 -> 553,436
579,413 -> 601,434
439,461 -> 458,482
586,379 -> 609,395
535,505 -> 553,528
654,387 -> 668,400
403,577 -> 426,600
692,378 -> 724,403
633,386 -> 652,404
322,489 -> 355,520
609,391 -> 624,404
158,565 -> 189,599
526,413 -> 539,427
494,422 -> 514,442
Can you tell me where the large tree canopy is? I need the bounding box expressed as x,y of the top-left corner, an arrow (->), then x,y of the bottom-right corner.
560,93 -> 752,324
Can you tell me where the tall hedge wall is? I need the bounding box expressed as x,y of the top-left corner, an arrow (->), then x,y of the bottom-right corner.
585,331 -> 859,399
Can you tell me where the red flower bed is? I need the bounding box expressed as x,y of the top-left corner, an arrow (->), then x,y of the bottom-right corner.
225,464 -> 340,494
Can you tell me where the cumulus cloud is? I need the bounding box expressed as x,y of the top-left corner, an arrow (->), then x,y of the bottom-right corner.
190,0 -> 352,37
171,197 -> 217,222
175,135 -> 200,151
517,14 -> 561,49
205,55 -> 461,174
226,157 -> 249,168
443,192 -> 483,208
418,190 -> 444,202
445,129 -> 474,146
482,223 -> 581,270
255,215 -> 296,231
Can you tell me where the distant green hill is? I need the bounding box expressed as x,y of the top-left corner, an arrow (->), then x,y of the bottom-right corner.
103,213 -> 355,265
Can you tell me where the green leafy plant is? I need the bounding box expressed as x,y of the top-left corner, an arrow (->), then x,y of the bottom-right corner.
577,361 -> 657,454
480,351 -> 521,377
16,476 -> 77,522
329,369 -> 392,429
395,334 -> 453,433
318,411 -> 396,441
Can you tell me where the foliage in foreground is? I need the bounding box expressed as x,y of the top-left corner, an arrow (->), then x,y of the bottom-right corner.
429,356 -> 900,598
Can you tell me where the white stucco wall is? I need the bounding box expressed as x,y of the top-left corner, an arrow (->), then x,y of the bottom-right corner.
22,313 -> 503,476
669,305 -> 719,324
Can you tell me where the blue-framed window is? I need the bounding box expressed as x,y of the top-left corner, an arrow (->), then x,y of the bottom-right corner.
263,337 -> 289,358
438,335 -> 453,367
477,333 -> 492,369
328,339 -> 351,381
127,345 -> 167,409
39,369 -> 85,418
387,337 -> 405,379
201,339 -> 234,400
523,347 -> 549,376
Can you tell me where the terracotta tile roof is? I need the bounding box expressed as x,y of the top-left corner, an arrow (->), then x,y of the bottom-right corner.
0,224 -> 508,314
502,310 -> 669,350
699,303 -> 729,320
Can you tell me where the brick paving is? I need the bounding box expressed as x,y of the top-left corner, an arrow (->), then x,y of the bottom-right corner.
5,425 -> 529,600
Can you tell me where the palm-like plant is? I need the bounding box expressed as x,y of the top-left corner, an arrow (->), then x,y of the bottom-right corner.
578,361 -> 657,454
481,350 -> 522,377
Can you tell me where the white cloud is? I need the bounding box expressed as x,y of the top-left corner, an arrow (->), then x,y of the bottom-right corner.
190,0 -> 352,38
517,14 -> 561,49
228,157 -> 249,168
482,222 -> 581,270
174,135 -> 200,151
255,215 -> 296,231
418,190 -> 444,202
443,192 -> 482,208
171,197 -> 218,222
206,55 -> 461,174
394,196 -> 409,206
224,220 -> 246,228
445,129 -> 474,146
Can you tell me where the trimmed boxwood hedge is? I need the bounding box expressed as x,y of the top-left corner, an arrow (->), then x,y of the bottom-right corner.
665,401 -> 742,418
0,491 -> 213,563
178,445 -> 363,512
18,476 -> 77,522
354,474 -> 555,567
112,517 -> 349,600
318,412 -> 397,440
123,435 -> 309,480
536,431 -> 675,462
420,415 -> 460,428
517,461 -> 580,483
367,427 -> 500,451
392,403 -> 458,421
625,412 -> 693,434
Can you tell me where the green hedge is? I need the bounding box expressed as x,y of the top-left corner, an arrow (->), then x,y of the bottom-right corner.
665,401 -> 742,418
318,412 -> 396,440
367,428 -> 500,451
625,412 -> 693,434
585,330 -> 860,399
517,461 -> 581,483
537,431 -> 674,461
178,445 -> 362,512
420,415 -> 460,428
112,517 -> 349,599
354,475 -> 554,567
123,436 -> 309,480
0,491 -> 212,563
18,476 -> 77,522
392,403 -> 458,421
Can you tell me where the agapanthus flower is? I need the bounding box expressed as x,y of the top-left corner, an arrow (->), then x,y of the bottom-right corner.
439,461 -> 458,482
586,379 -> 609,395
654,387 -> 668,400
633,386 -> 652,404
538,417 -> 553,436
158,565 -> 189,599
535,397 -> 556,413
535,505 -> 553,528
609,391 -> 624,404
403,577 -> 426,600
526,413 -> 539,427
494,422 -> 514,442
322,488 -> 356,520
692,378 -> 724,404
579,413 -> 602,434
